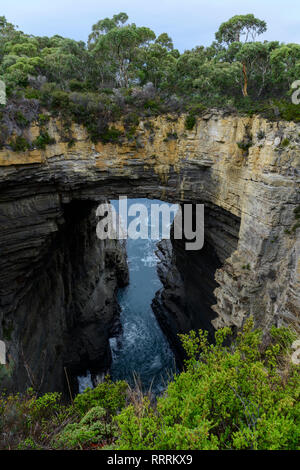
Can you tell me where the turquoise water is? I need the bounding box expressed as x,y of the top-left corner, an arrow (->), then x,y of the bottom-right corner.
109,198 -> 176,393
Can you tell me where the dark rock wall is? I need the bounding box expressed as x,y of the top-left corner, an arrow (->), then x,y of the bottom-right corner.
0,196 -> 128,395
152,204 -> 241,361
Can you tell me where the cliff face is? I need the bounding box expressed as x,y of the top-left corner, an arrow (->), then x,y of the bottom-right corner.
0,196 -> 128,394
0,111 -> 299,390
153,202 -> 241,358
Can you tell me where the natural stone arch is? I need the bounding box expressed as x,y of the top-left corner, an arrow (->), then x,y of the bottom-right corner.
0,112 -> 299,393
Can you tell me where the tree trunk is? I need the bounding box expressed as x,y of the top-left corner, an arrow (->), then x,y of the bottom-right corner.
242,62 -> 248,97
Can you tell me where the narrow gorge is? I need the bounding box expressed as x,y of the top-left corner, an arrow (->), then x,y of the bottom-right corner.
0,111 -> 299,395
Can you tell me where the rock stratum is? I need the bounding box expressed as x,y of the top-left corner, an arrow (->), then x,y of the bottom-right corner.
0,111 -> 299,392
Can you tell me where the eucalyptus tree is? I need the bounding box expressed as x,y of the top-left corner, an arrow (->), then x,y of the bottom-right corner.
1,34 -> 44,87
174,47 -> 208,93
88,12 -> 129,48
91,16 -> 156,88
215,14 -> 267,96
270,44 -> 300,90
0,16 -> 18,61
41,37 -> 89,86
225,41 -> 280,98
137,34 -> 179,89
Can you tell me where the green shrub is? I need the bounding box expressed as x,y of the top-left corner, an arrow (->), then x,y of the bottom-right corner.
84,122 -> 102,143
100,88 -> 114,95
67,138 -> 76,148
98,126 -> 123,144
257,130 -> 265,140
0,388 -> 76,449
281,138 -> 290,147
115,319 -> 299,450
17,437 -> 40,450
124,112 -> 140,129
24,88 -> 42,100
144,99 -> 160,112
39,82 -> 57,107
15,111 -> 29,128
184,114 -> 196,130
50,90 -> 70,110
27,392 -> 62,421
69,79 -> 87,92
125,126 -> 137,140
55,423 -> 99,449
1,322 -> 299,450
54,406 -> 115,450
9,136 -> 30,152
237,139 -> 253,152
187,103 -> 207,116
242,263 -> 251,270
74,377 -> 128,416
32,131 -> 55,149
38,113 -> 50,125
232,97 -> 276,119
276,101 -> 300,122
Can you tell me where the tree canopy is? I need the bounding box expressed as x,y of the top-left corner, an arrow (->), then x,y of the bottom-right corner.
0,12 -> 298,98
215,14 -> 267,45
0,12 -> 300,148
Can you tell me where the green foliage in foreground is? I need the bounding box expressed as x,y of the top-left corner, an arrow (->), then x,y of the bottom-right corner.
0,377 -> 128,450
54,406 -> 117,450
0,320 -> 299,450
115,320 -> 300,450
73,378 -> 128,416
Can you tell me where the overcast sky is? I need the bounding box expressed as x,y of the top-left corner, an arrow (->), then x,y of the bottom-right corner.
2,0 -> 299,51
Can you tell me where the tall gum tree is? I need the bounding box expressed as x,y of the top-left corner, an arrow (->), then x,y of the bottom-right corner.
215,14 -> 267,96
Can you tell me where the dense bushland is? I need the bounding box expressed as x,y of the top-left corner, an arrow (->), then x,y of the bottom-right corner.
0,13 -> 300,148
0,319 -> 299,450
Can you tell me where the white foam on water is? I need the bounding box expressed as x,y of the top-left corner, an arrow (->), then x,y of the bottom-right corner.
141,254 -> 157,267
123,323 -> 144,346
